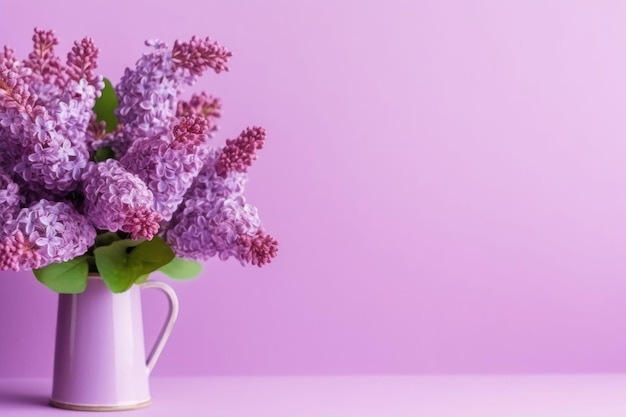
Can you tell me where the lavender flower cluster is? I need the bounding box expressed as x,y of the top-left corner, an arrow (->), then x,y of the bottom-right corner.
0,29 -> 278,273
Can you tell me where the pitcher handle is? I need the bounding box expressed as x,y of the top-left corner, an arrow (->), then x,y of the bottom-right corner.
139,281 -> 179,375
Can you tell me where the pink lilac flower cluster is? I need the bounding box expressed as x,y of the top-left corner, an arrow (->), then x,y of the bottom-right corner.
112,37 -> 230,155
0,173 -> 20,224
0,28 -> 278,272
119,115 -> 209,221
81,159 -> 161,240
166,127 -> 278,266
1,200 -> 95,270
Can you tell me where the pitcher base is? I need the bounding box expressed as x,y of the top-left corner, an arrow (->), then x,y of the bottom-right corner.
49,398 -> 152,411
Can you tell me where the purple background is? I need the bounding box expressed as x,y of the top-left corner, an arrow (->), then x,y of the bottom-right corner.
2,0 -> 626,377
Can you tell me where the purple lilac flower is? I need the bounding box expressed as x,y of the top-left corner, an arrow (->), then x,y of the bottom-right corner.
182,147 -> 248,202
48,78 -> 100,157
0,231 -> 42,271
176,92 -> 221,134
113,37 -> 230,155
40,36 -> 104,187
20,31 -> 64,105
173,126 -> 265,209
12,175 -> 58,207
0,173 -> 20,224
13,122 -> 89,194
22,28 -> 67,89
85,116 -> 106,144
59,43 -> 103,147
0,46 -> 29,79
0,67 -> 44,174
0,65 -> 90,194
89,127 -> 130,159
0,107 -> 27,174
200,197 -> 262,260
0,67 -> 37,113
22,32 -> 104,152
0,55 -> 29,170
114,41 -> 177,150
172,126 -> 264,207
0,28 -> 278,274
0,46 -> 17,68
81,159 -> 162,240
166,196 -> 259,260
6,31 -> 102,196
166,195 -> 277,266
120,115 -> 209,221
66,37 -> 102,89
165,125 -> 278,266
0,199 -> 96,270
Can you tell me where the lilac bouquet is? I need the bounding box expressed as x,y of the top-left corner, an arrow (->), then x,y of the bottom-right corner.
0,29 -> 278,293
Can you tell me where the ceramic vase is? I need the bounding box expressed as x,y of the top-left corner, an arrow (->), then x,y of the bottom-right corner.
49,277 -> 179,411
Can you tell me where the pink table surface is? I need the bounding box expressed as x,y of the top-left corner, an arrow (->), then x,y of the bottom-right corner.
1,375 -> 625,416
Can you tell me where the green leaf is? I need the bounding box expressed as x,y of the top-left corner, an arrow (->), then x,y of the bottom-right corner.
94,237 -> 175,293
93,78 -> 119,133
93,146 -> 115,162
94,239 -> 144,293
95,231 -> 121,247
128,236 -> 175,271
159,257 -> 203,279
135,274 -> 150,284
33,256 -> 89,294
